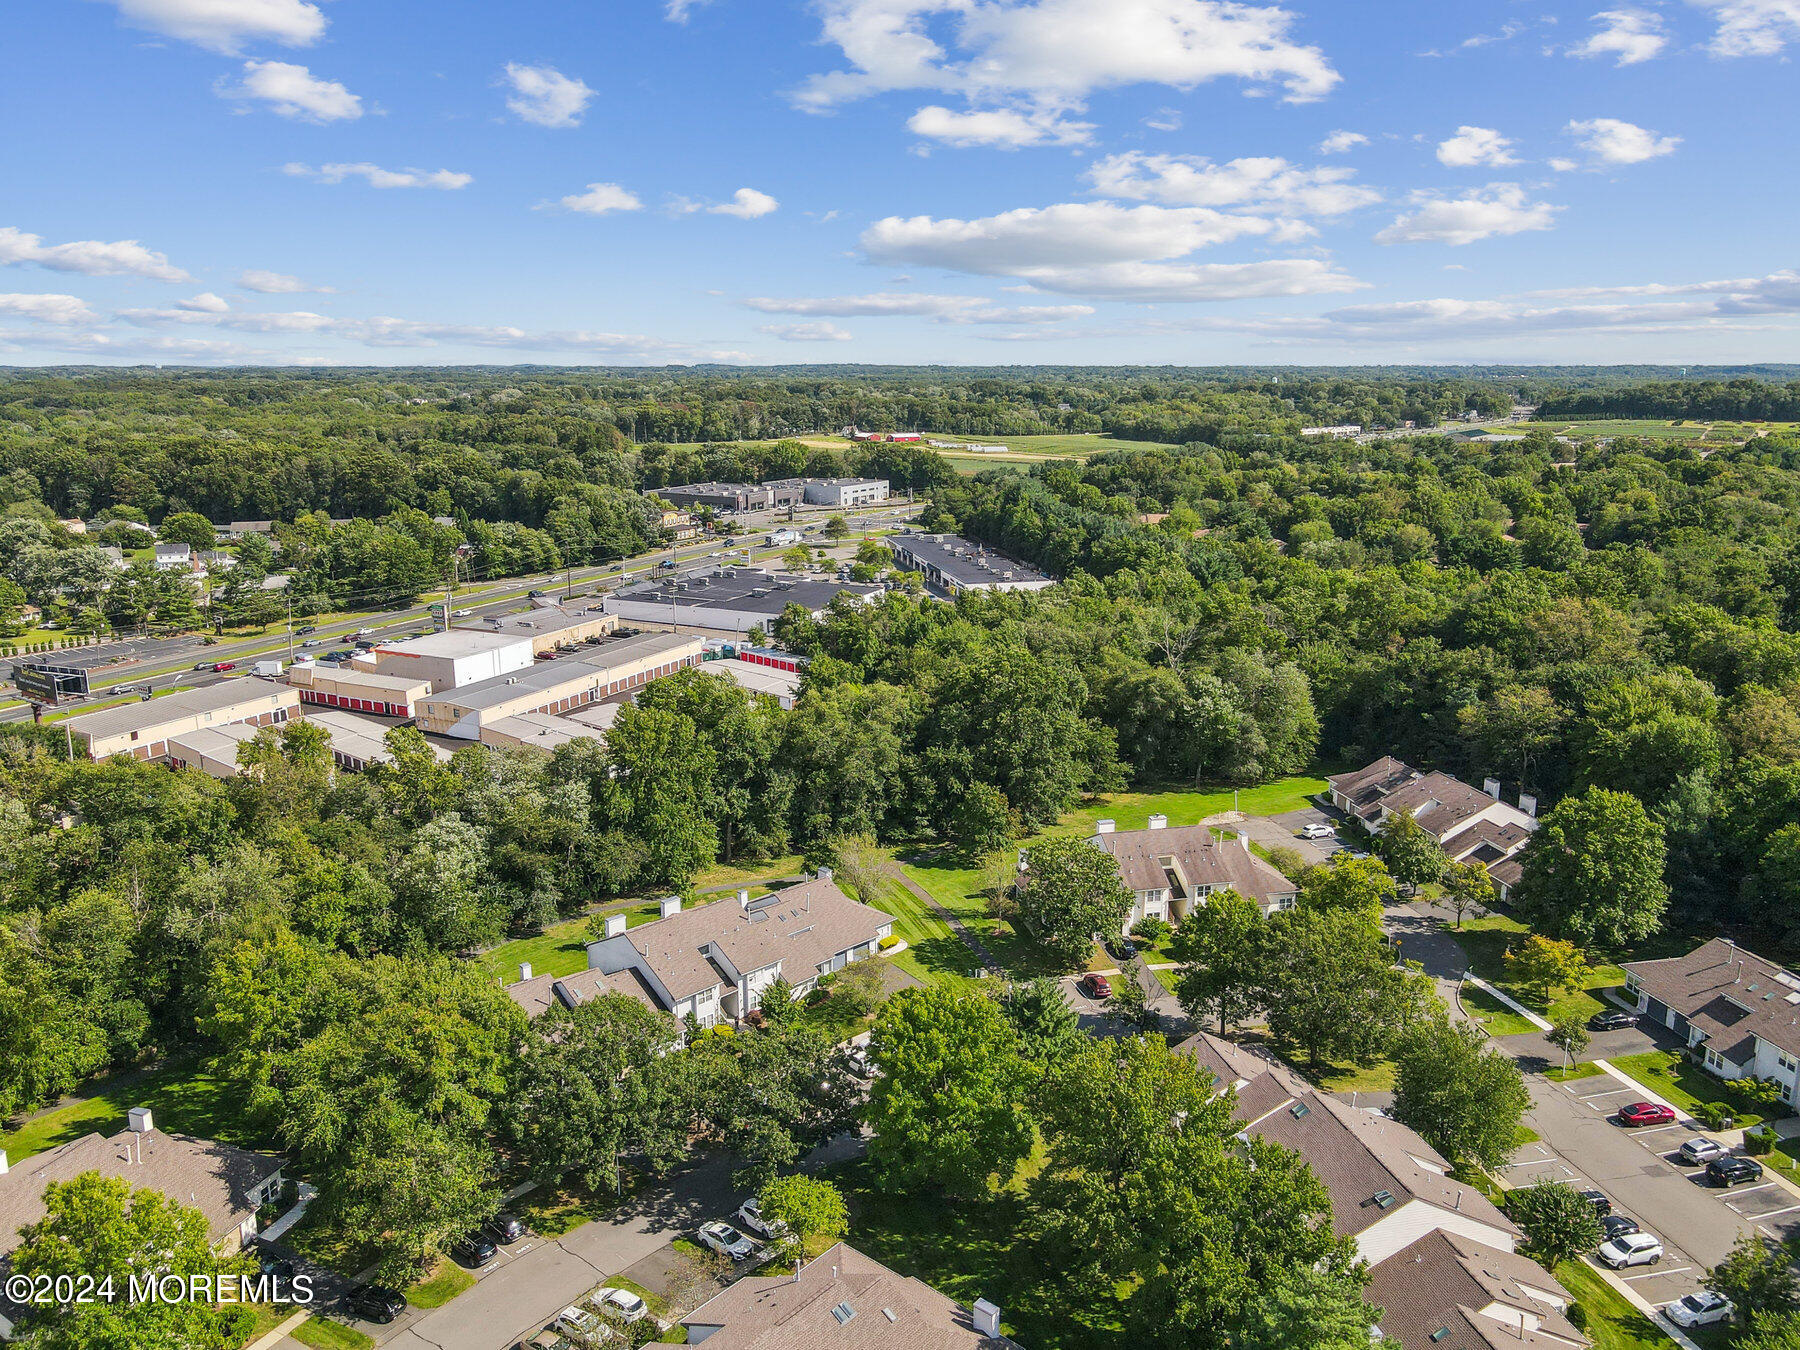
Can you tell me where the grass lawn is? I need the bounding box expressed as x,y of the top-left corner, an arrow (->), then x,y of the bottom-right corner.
1450,915 -> 1630,1025
237,1303 -> 295,1345
1557,1259 -> 1675,1350
1,1062 -> 272,1162
408,1259 -> 475,1309
1303,1056 -> 1397,1096
291,1316 -> 376,1350
1606,1051 -> 1774,1129
1460,982 -> 1545,1037
1546,1062 -> 1606,1083
514,1177 -> 631,1239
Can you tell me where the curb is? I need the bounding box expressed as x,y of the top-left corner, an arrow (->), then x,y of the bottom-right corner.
1585,1257 -> 1702,1350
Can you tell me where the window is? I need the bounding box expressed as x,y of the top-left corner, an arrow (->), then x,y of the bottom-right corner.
831,1304 -> 856,1326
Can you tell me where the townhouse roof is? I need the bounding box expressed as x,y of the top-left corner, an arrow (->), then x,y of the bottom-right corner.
1488,856 -> 1526,889
680,1243 -> 1008,1350
1451,818 -> 1532,860
0,1128 -> 282,1259
623,876 -> 893,1001
1374,771 -> 1504,840
1090,824 -> 1297,906
1624,938 -> 1800,1064
1234,1073 -> 1518,1243
1366,1230 -> 1585,1350
503,965 -> 663,1019
1328,756 -> 1417,808
1171,1030 -> 1279,1090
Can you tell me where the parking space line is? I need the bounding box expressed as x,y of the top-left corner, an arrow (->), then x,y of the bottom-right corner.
1577,1087 -> 1634,1099
1753,1203 -> 1800,1221
1623,1267 -> 1692,1281
1633,1124 -> 1683,1135
1723,1182 -> 1778,1197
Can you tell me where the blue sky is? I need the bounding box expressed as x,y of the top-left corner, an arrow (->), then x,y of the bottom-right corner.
3,0 -> 1798,367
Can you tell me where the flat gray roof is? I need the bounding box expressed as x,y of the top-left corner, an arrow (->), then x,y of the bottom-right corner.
63,680 -> 294,740
370,629 -> 525,660
422,631 -> 699,712
886,533 -> 1055,588
612,568 -> 883,618
462,606 -> 608,638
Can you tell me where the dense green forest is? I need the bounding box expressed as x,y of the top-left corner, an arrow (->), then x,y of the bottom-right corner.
1536,378 -> 1800,422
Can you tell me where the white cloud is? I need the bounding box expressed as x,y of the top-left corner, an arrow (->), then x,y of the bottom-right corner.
501,63 -> 595,129
1085,151 -> 1381,216
665,0 -> 712,19
176,292 -> 230,312
0,226 -> 192,282
1569,9 -> 1669,63
792,0 -> 1341,149
708,188 -> 780,219
0,294 -> 96,325
236,269 -> 332,294
95,0 -> 326,54
907,104 -> 1094,147
548,183 -> 645,216
220,60 -> 361,122
1374,184 -> 1560,246
1436,125 -> 1518,168
285,162 -> 473,190
1566,117 -> 1681,164
741,292 -> 1094,322
1690,0 -> 1800,55
1549,157 -> 1580,172
759,322 -> 855,342
1318,130 -> 1368,154
1143,108 -> 1182,132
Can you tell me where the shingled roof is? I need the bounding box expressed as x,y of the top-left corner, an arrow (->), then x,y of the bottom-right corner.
1625,938 -> 1800,1064
1090,824 -> 1298,910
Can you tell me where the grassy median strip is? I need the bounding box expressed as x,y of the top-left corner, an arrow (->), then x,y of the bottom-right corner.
291,1317 -> 375,1350
407,1259 -> 475,1309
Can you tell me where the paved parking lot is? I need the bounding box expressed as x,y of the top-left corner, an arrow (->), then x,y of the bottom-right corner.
1058,968 -> 1189,1040
1236,806 -> 1346,865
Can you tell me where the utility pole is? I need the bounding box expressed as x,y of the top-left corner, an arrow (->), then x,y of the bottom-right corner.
285,593 -> 294,663
443,554 -> 457,631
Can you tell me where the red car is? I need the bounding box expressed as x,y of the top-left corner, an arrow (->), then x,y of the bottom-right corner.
1077,972 -> 1112,1000
213,662 -> 236,672
1617,1102 -> 1677,1127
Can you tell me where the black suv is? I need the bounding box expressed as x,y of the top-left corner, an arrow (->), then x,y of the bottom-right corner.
449,1232 -> 499,1267
482,1212 -> 527,1244
1707,1155 -> 1765,1188
1577,1188 -> 1611,1216
1600,1214 -> 1639,1241
1589,1009 -> 1639,1031
345,1285 -> 406,1323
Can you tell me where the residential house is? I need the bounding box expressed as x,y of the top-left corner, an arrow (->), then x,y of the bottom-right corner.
1623,938 -> 1800,1105
1072,816 -> 1299,932
1363,1229 -> 1585,1350
1326,758 -> 1537,896
506,873 -> 894,1028
0,1108 -> 284,1335
682,1242 -> 1015,1350
153,542 -> 192,572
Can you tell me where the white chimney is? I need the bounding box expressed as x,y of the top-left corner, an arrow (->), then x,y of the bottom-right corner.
972,1300 -> 1002,1337
519,962 -> 533,982
1147,814 -> 1168,831
738,888 -> 751,909
816,866 -> 834,881
603,913 -> 627,938
659,895 -> 682,918
127,1107 -> 154,1134
1483,778 -> 1501,799
1095,819 -> 1116,835
1519,793 -> 1537,818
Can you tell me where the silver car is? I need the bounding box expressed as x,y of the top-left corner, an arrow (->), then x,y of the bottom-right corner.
1677,1136 -> 1726,1165
698,1221 -> 756,1261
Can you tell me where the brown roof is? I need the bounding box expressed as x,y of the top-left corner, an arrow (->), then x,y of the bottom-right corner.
1625,938 -> 1800,1063
0,1128 -> 282,1258
502,966 -> 665,1019
1450,818 -> 1531,861
1487,857 -> 1525,888
1171,1030 -> 1279,1089
681,1243 -> 1008,1350
1365,1230 -> 1585,1350
1235,1074 -> 1517,1243
1375,772 -> 1501,842
1329,757 -> 1419,815
625,877 -> 894,1001
1091,826 -> 1297,908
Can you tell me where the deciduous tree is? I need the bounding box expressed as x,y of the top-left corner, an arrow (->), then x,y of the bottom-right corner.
1017,835 -> 1135,970
1392,1016 -> 1531,1169
1515,787 -> 1668,948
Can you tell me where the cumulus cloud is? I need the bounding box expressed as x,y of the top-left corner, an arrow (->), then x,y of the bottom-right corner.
1374,184 -> 1560,246
1549,157 -> 1580,172
696,189 -> 780,219
792,0 -> 1341,152
0,294 -> 96,325
94,0 -> 326,54
176,292 -> 230,312
1085,151 -> 1381,217
501,63 -> 595,128
1570,9 -> 1670,63
741,292 -> 1094,322
759,322 -> 855,342
284,162 -> 473,189
1318,130 -> 1368,154
1566,117 -> 1681,163
907,104 -> 1094,147
1691,0 -> 1800,56
236,269 -> 332,294
219,61 -> 362,121
1436,126 -> 1518,168
0,226 -> 191,282
548,183 -> 645,215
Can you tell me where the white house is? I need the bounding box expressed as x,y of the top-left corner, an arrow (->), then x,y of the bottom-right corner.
1623,939 -> 1800,1106
1327,758 -> 1537,895
153,542 -> 192,572
1082,816 -> 1298,931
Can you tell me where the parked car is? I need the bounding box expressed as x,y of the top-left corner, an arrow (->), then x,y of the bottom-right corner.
449,1232 -> 498,1267
1598,1231 -> 1664,1269
698,1221 -> 757,1261
1600,1215 -> 1640,1242
1590,1009 -> 1639,1031
1577,1188 -> 1611,1216
1666,1291 -> 1734,1328
844,1044 -> 873,1079
345,1285 -> 407,1323
1077,972 -> 1112,1001
1299,822 -> 1335,839
1707,1155 -> 1765,1188
482,1212 -> 527,1244
301,638 -> 323,648
1617,1102 -> 1677,1127
735,1197 -> 786,1239
593,1288 -> 648,1323
258,1251 -> 297,1283
509,1332 -> 568,1350
553,1306 -> 608,1341
1677,1136 -> 1727,1165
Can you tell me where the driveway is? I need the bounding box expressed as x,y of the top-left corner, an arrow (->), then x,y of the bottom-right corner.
1058,967 -> 1190,1041
1238,808 -> 1343,865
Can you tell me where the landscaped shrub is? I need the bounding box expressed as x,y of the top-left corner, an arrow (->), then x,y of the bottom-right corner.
1566,1303 -> 1589,1332
877,934 -> 901,950
1132,916 -> 1171,945
1746,1127 -> 1776,1156
1695,1101 -> 1733,1130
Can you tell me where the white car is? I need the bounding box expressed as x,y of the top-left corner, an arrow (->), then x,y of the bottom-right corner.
355,627 -> 375,636
592,1288 -> 648,1323
698,1221 -> 757,1261
453,608 -> 472,617
1299,822 -> 1336,839
1677,1136 -> 1726,1165
1599,1231 -> 1664,1268
734,1197 -> 787,1240
553,1306 -> 608,1341
1666,1291 -> 1733,1328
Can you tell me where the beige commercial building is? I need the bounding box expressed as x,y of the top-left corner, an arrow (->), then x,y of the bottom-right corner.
288,663 -> 433,717
481,711 -> 610,753
415,631 -> 705,739
461,606 -> 617,655
303,708 -> 453,772
165,722 -> 267,779
354,629 -> 535,693
64,681 -> 300,760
